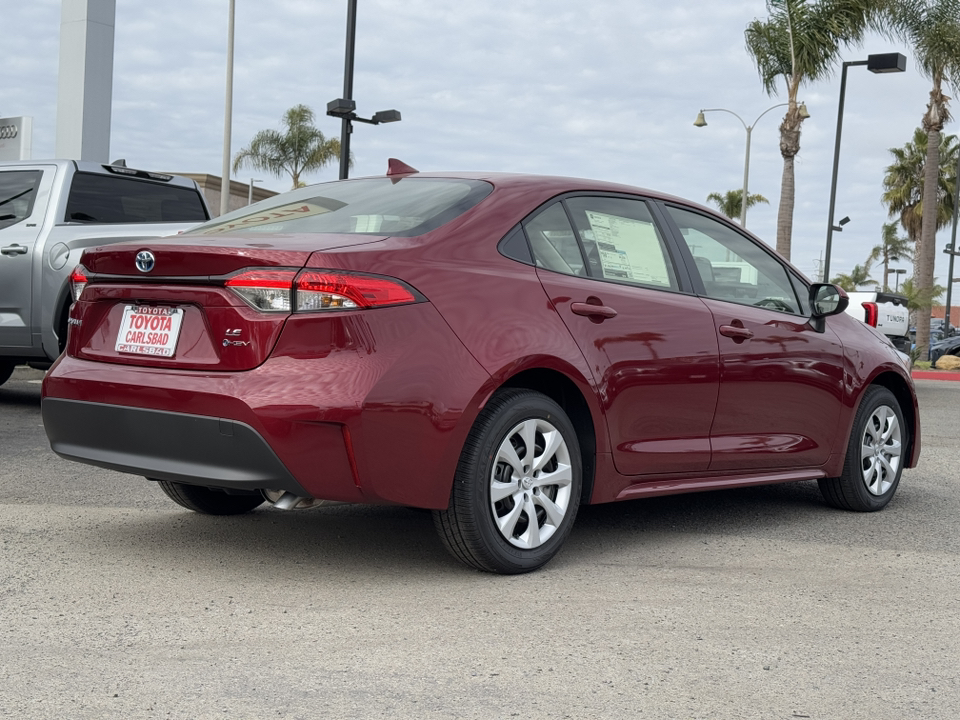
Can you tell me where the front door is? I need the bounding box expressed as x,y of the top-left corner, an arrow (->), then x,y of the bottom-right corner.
0,168 -> 49,348
525,197 -> 720,476
663,204 -> 845,471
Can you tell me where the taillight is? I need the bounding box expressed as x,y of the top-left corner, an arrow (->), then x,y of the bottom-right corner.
70,265 -> 88,302
225,269 -> 297,311
862,301 -> 878,327
295,271 -> 417,311
224,268 -> 420,313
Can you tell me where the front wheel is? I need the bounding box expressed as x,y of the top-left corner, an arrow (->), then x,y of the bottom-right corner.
155,480 -> 265,515
818,386 -> 907,512
434,389 -> 582,574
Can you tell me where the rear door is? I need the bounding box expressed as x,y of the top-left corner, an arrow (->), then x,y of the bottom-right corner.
0,166 -> 53,347
527,196 -> 720,475
661,204 -> 845,471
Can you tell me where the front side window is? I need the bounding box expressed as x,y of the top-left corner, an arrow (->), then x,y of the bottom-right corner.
188,177 -> 492,237
667,206 -> 800,314
0,170 -> 42,231
66,173 -> 209,224
564,196 -> 678,291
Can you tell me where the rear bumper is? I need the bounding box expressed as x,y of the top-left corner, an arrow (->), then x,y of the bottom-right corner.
42,398 -> 309,495
41,303 -> 492,508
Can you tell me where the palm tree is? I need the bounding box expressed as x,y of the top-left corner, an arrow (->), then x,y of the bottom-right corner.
745,0 -> 885,260
886,0 -> 960,358
831,262 -> 879,291
706,189 -> 770,222
868,222 -> 915,290
881,129 -> 957,256
233,105 -> 341,189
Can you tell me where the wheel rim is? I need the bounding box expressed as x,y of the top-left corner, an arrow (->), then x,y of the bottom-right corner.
489,418 -> 573,549
860,405 -> 902,496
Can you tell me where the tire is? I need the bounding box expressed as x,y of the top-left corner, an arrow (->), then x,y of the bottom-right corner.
155,479 -> 265,515
434,389 -> 582,574
0,360 -> 14,387
818,386 -> 907,512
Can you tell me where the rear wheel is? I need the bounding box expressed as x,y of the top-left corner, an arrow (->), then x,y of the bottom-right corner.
818,386 -> 906,512
434,389 -> 582,574
0,360 -> 15,387
155,480 -> 265,515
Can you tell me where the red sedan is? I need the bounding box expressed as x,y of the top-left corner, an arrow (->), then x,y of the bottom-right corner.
42,163 -> 920,573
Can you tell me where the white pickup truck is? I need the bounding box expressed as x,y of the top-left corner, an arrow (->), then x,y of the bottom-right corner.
844,290 -> 910,353
0,160 -> 210,387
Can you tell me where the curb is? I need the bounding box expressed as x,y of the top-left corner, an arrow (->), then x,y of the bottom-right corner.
912,370 -> 960,382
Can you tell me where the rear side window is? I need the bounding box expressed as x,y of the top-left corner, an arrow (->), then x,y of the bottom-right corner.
65,173 -> 208,224
0,170 -> 42,230
564,196 -> 678,291
523,203 -> 587,276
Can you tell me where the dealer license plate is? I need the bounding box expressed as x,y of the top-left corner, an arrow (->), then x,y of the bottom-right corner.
115,305 -> 184,357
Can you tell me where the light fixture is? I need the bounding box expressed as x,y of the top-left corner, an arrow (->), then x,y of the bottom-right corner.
693,111 -> 707,128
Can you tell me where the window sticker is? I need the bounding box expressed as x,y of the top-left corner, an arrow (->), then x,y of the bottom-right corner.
585,211 -> 670,287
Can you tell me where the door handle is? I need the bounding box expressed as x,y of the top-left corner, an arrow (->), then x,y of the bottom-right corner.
571,302 -> 617,319
719,324 -> 754,341
1,244 -> 29,256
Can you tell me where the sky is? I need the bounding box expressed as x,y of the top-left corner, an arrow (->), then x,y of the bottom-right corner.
3,0 -> 958,286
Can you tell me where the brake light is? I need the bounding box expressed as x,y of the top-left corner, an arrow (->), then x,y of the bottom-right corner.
862,301 -> 878,327
295,271 -> 417,311
70,265 -> 88,302
225,269 -> 297,311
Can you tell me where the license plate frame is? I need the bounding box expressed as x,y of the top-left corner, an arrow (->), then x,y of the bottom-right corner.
115,305 -> 184,358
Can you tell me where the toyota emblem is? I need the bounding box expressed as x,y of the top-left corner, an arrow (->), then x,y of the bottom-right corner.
135,250 -> 156,273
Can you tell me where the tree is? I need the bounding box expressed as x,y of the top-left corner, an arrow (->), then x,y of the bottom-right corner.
868,222 -> 914,290
233,105 -> 341,189
881,128 -> 957,258
705,189 -> 770,222
831,262 -> 879,291
899,276 -> 947,311
886,0 -> 960,359
745,0 -> 885,260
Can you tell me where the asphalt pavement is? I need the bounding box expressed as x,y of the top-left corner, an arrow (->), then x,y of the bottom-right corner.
1,365 -> 958,719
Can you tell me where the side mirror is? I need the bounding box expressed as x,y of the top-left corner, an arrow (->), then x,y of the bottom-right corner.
808,283 -> 849,332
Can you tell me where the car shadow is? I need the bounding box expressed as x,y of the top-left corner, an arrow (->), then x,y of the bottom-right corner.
86,480 -> 862,579
0,382 -> 43,408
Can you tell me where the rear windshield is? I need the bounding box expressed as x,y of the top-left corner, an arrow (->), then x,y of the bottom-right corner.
65,173 -> 209,224
187,177 -> 493,237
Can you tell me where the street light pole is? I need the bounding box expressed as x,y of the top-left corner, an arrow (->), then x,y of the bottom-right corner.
338,0 -> 358,180
219,0 -> 236,217
247,178 -> 261,206
694,103 -> 793,229
823,52 -> 907,283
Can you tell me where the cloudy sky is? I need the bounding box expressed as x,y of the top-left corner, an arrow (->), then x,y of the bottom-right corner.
4,0 -> 958,284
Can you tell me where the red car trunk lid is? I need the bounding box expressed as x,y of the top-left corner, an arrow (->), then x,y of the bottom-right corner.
83,233 -> 385,277
71,234 -> 386,371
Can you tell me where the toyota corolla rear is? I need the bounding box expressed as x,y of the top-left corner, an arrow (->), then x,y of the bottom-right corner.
41,176 -> 496,509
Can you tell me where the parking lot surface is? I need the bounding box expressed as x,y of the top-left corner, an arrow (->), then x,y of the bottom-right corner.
1,365 -> 958,719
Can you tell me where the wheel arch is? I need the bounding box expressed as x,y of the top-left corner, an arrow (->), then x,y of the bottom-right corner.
499,366 -> 599,507
867,370 -> 919,468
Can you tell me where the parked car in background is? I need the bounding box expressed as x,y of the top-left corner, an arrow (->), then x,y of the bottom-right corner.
41,164 -> 920,573
0,160 -> 209,388
844,290 -> 910,353
930,329 -> 960,364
